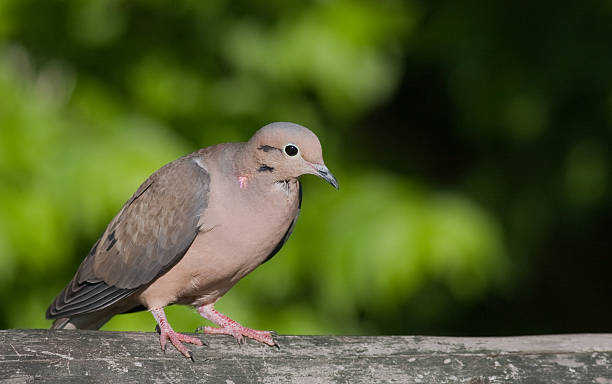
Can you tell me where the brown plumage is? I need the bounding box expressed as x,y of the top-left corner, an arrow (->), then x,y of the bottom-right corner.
47,122 -> 338,359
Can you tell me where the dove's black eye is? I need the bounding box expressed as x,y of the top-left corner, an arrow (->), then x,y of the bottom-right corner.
284,144 -> 299,156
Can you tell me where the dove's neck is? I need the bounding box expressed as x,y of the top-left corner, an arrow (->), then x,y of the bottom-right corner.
232,142 -> 294,191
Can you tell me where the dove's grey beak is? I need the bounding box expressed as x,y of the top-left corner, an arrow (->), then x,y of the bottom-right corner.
312,163 -> 339,190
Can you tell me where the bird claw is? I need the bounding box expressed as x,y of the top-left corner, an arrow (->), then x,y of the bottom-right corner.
248,329 -> 278,348
157,328 -> 203,360
195,305 -> 279,348
266,330 -> 280,349
236,334 -> 245,345
197,324 -> 279,348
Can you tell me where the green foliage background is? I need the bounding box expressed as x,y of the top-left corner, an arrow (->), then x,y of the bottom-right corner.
1,1 -> 610,335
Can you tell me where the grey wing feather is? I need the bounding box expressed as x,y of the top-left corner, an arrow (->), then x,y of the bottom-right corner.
47,154 -> 210,319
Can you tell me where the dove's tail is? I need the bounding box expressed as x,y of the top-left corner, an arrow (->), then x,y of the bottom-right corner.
50,317 -> 73,329
49,311 -> 114,330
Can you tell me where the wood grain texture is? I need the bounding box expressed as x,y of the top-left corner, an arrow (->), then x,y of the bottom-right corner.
1,330 -> 611,383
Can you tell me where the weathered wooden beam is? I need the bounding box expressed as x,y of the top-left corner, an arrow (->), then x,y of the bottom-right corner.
1,330 -> 611,383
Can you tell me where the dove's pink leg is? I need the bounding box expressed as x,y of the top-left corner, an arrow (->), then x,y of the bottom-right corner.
196,304 -> 279,348
151,308 -> 203,360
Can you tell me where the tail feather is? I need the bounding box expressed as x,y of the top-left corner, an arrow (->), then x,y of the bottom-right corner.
50,317 -> 73,329
49,311 -> 115,330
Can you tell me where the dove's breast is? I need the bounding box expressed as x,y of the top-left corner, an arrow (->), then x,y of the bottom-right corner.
137,163 -> 300,309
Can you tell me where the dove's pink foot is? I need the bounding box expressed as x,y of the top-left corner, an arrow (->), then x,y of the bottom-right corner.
151,308 -> 204,360
196,304 -> 279,348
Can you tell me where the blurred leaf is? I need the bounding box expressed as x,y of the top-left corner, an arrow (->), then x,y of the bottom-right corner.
565,141 -> 609,206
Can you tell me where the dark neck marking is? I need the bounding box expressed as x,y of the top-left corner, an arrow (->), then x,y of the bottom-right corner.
258,145 -> 281,153
258,164 -> 275,172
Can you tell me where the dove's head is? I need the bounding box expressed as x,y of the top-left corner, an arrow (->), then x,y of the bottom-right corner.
247,122 -> 339,189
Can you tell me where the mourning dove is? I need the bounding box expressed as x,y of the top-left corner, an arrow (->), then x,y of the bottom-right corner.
46,122 -> 338,359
